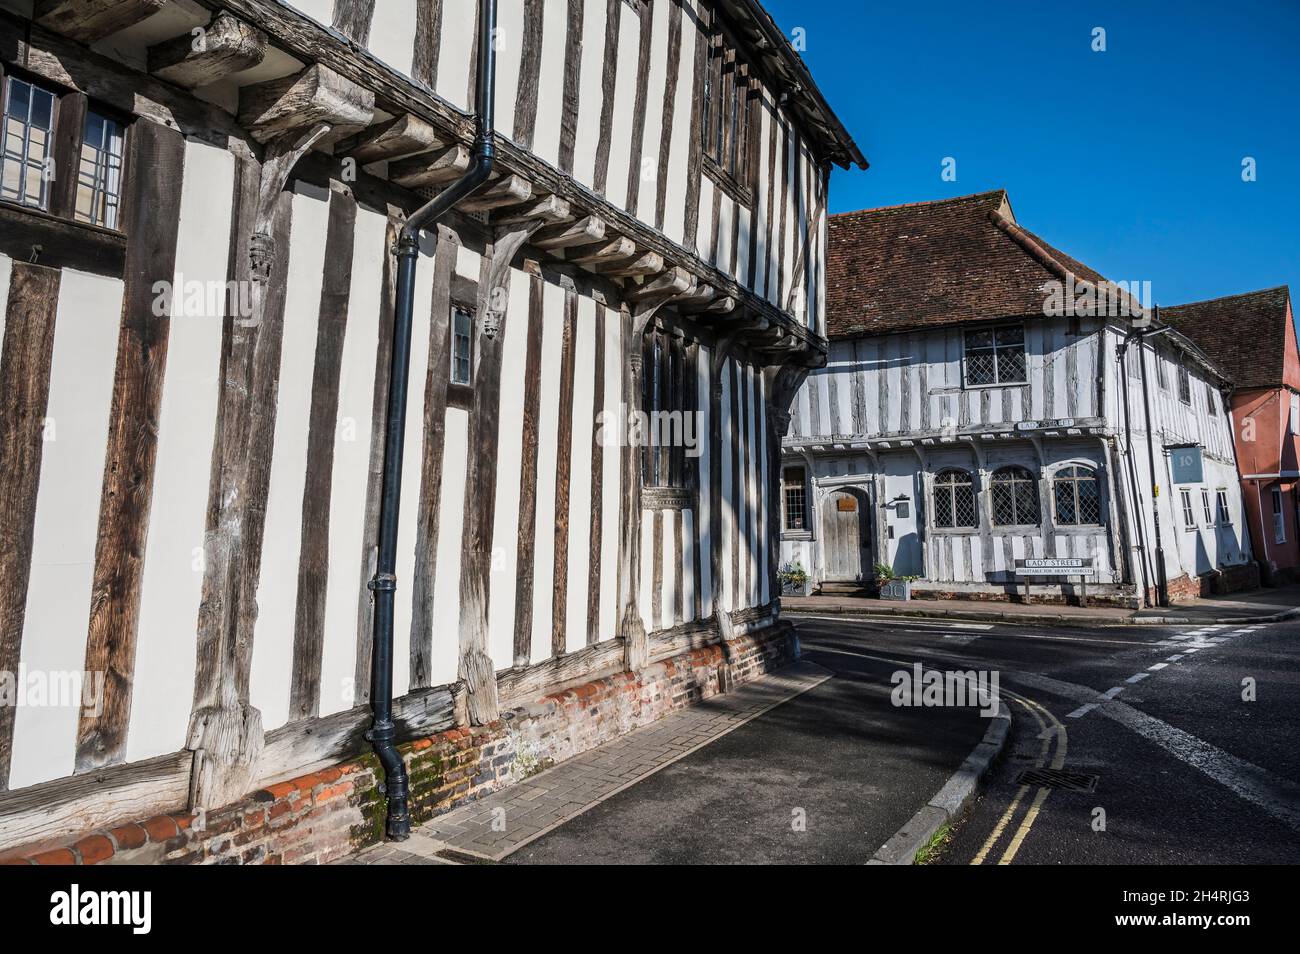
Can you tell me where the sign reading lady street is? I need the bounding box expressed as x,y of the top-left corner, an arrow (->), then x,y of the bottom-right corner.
1014,558 -> 1094,576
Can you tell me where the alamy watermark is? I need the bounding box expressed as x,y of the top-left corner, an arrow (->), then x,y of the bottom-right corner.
891,663 -> 1000,718
596,403 -> 703,457
0,666 -> 104,716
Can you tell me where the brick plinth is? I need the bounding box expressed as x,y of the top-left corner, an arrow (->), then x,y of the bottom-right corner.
0,622 -> 798,866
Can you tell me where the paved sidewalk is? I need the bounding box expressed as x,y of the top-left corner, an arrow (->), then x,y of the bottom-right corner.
346,661 -> 830,864
784,581 -> 1299,627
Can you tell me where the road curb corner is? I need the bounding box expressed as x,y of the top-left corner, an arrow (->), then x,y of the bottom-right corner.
867,699 -> 1013,866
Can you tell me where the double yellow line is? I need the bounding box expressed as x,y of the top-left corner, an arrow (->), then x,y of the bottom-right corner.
971,690 -> 1067,865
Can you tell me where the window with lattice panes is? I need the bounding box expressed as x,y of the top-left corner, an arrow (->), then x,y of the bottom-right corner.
700,14 -> 753,201
1053,465 -> 1102,526
1177,364 -> 1191,405
782,466 -> 807,532
75,110 -> 124,229
991,466 -> 1040,526
933,469 -> 977,529
641,330 -> 697,491
1,75 -> 55,210
1180,490 -> 1195,529
964,325 -> 1026,387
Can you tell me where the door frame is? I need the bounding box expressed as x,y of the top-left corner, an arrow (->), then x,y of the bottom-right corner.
817,485 -> 873,582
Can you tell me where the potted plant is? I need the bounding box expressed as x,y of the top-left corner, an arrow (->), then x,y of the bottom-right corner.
874,562 -> 916,601
779,561 -> 811,597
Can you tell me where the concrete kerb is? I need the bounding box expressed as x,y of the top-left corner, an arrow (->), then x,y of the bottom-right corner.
786,603 -> 1300,629
866,699 -> 1013,865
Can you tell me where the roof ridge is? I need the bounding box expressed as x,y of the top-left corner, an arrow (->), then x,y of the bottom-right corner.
1164,285 -> 1291,311
829,189 -> 1008,219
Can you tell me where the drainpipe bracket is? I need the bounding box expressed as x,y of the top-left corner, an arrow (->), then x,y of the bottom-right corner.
368,573 -> 397,593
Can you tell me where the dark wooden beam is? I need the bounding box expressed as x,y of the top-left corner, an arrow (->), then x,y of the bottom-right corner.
148,11 -> 267,89
34,0 -> 166,44
238,64 -> 374,144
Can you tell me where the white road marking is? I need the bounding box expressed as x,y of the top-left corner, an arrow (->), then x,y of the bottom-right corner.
1102,686 -> 1125,700
1148,662 -> 1168,671
1016,670 -> 1300,833
1167,654 -> 1186,662
1126,672 -> 1150,684
1067,703 -> 1098,719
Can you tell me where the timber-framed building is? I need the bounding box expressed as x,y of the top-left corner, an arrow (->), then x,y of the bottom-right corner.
779,192 -> 1257,607
0,0 -> 861,861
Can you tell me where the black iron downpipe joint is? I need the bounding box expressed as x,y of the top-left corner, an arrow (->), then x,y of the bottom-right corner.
368,0 -> 497,842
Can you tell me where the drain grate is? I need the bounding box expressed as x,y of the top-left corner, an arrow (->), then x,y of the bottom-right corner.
1016,768 -> 1099,792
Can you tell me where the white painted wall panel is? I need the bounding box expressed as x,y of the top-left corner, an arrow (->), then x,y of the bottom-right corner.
530,0 -> 569,167
598,306 -> 621,641
487,269 -> 532,669
571,0 -> 608,189
696,345 -> 713,613
718,359 -> 734,611
431,408 -> 468,684
8,271 -> 122,789
604,2 -> 640,209
682,507 -> 697,621
494,0 -> 525,141
249,183 -> 330,732
660,0 -> 696,245
127,141 -> 233,763
565,297 -> 597,652
639,508 -> 654,632
436,0 -> 477,111
696,176 -> 715,265
529,281 -> 565,662
367,0 -> 417,78
636,0 -> 669,223
317,205 -> 386,718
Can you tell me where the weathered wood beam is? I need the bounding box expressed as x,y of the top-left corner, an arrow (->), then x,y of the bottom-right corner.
493,194 -> 572,225
533,215 -> 605,250
34,0 -> 166,44
335,113 -> 442,164
389,143 -> 470,188
147,11 -> 267,89
569,235 -> 636,267
682,294 -> 736,316
238,64 -> 374,144
627,266 -> 694,303
598,250 -> 664,279
458,173 -> 532,212
672,283 -> 718,309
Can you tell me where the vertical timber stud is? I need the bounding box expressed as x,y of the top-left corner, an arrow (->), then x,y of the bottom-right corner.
0,264 -> 61,790
76,121 -> 186,774
459,216 -> 550,724
187,123 -> 332,810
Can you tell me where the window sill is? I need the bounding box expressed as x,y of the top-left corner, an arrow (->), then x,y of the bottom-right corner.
782,530 -> 813,541
0,200 -> 126,278
702,155 -> 753,209
962,380 -> 1029,391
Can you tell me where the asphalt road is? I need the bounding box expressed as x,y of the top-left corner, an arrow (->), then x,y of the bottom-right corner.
507,611 -> 1300,864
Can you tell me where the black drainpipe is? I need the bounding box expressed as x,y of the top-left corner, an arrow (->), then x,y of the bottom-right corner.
367,0 -> 497,841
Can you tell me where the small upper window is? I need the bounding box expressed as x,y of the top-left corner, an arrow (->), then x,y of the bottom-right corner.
1177,364 -> 1191,405
1206,384 -> 1218,417
1201,490 -> 1214,525
1,75 -> 56,211
933,469 -> 977,529
451,305 -> 473,386
1053,465 -> 1102,526
701,22 -> 751,194
1156,350 -> 1169,389
965,325 -> 1026,387
991,465 -> 1040,526
76,110 -> 125,229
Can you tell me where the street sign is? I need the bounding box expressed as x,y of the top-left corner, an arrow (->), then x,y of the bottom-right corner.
1014,558 -> 1094,577
1169,444 -> 1204,485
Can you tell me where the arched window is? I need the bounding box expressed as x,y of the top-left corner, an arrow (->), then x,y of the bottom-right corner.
1054,466 -> 1102,526
991,466 -> 1040,526
933,469 -> 976,529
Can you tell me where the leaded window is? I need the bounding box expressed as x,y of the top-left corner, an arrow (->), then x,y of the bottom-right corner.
933,469 -> 977,529
1,75 -> 55,210
991,465 -> 1040,526
1053,465 -> 1102,526
642,329 -> 696,491
701,18 -> 752,196
451,305 -> 473,386
783,466 -> 807,532
1206,384 -> 1218,417
1177,364 -> 1191,405
75,110 -> 124,229
964,325 -> 1026,387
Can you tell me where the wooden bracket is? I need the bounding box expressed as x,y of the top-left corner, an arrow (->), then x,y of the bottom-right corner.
148,11 -> 267,89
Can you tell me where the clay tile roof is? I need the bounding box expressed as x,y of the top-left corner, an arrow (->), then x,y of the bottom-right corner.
826,190 -> 1121,338
1161,286 -> 1293,391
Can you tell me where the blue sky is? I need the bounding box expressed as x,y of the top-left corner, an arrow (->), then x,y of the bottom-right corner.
764,0 -> 1299,315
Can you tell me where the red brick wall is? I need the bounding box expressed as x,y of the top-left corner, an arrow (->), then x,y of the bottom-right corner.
0,623 -> 799,867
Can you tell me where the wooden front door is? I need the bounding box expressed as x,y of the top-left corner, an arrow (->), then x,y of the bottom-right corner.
823,490 -> 870,581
